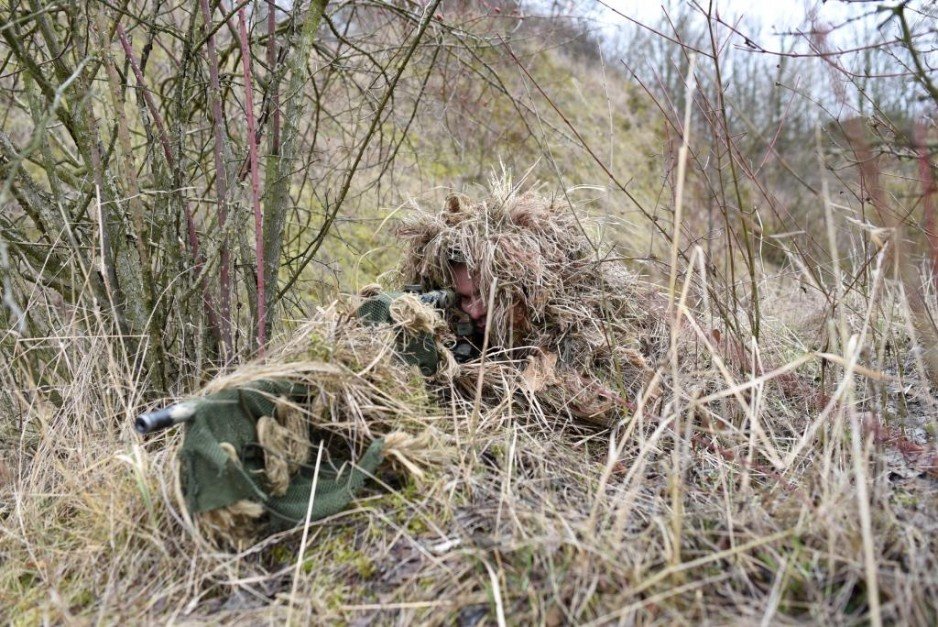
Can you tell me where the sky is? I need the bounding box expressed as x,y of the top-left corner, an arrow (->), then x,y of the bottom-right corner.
581,0 -> 933,87
598,0 -> 861,33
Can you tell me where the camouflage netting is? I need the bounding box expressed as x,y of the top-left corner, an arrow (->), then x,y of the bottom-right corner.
394,175 -> 711,427
177,304 -> 452,544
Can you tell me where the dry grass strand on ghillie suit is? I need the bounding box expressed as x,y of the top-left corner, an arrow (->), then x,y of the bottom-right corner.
257,397 -> 312,496
396,177 -> 706,427
389,293 -> 448,335
191,442 -> 266,545
199,499 -> 265,547
204,306 -> 434,437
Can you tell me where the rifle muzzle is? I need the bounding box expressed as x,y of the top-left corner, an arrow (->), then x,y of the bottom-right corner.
135,401 -> 197,435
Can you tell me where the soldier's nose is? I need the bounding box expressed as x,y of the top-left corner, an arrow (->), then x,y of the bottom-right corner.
462,296 -> 487,322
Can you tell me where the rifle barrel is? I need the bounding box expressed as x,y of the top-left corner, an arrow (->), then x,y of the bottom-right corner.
135,401 -> 197,435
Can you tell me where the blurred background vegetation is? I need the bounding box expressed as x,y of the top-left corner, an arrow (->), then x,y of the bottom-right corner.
0,0 -> 935,399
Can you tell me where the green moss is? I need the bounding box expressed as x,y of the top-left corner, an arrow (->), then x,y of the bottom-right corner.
305,333 -> 334,362
296,523 -> 380,588
270,545 -> 294,565
305,527 -> 359,571
69,587 -> 95,612
893,490 -> 918,507
353,553 -> 376,579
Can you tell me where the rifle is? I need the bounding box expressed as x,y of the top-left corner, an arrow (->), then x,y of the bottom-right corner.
405,285 -> 456,309
135,288 -> 457,435
135,401 -> 197,435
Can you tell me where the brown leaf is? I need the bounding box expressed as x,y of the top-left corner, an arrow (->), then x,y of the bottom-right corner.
521,350 -> 559,393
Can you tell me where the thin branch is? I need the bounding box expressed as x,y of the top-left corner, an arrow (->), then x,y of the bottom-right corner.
278,0 -> 443,299
235,6 -> 265,352
199,0 -> 233,355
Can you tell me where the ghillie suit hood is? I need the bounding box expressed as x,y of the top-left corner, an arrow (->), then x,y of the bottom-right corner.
395,176 -> 696,427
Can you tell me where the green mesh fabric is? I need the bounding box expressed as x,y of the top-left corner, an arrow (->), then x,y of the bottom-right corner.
356,293 -> 440,376
265,438 -> 384,530
178,380 -> 385,529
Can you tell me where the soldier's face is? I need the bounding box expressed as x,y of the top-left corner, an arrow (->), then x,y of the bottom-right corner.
451,263 -> 487,329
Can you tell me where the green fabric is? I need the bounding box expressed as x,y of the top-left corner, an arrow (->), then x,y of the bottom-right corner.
265,438 -> 385,529
356,293 -> 440,376
178,380 -> 385,529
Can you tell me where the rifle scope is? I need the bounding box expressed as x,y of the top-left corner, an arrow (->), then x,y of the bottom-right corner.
415,288 -> 456,309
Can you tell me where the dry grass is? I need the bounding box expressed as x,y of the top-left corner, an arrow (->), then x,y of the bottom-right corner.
2,181 -> 937,625
1,2 -> 936,623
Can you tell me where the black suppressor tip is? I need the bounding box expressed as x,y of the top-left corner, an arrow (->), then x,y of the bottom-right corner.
134,402 -> 197,435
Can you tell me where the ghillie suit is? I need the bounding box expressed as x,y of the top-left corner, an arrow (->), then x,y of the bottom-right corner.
165,304 -> 452,545
158,178 -> 803,545
395,177 -> 706,428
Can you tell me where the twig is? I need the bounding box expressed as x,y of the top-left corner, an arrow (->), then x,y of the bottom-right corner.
198,0 -> 233,356
235,7 -> 266,353
116,24 -> 175,170
265,0 -> 330,312
278,0 -> 443,299
914,121 -> 938,289
706,8 -> 760,340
